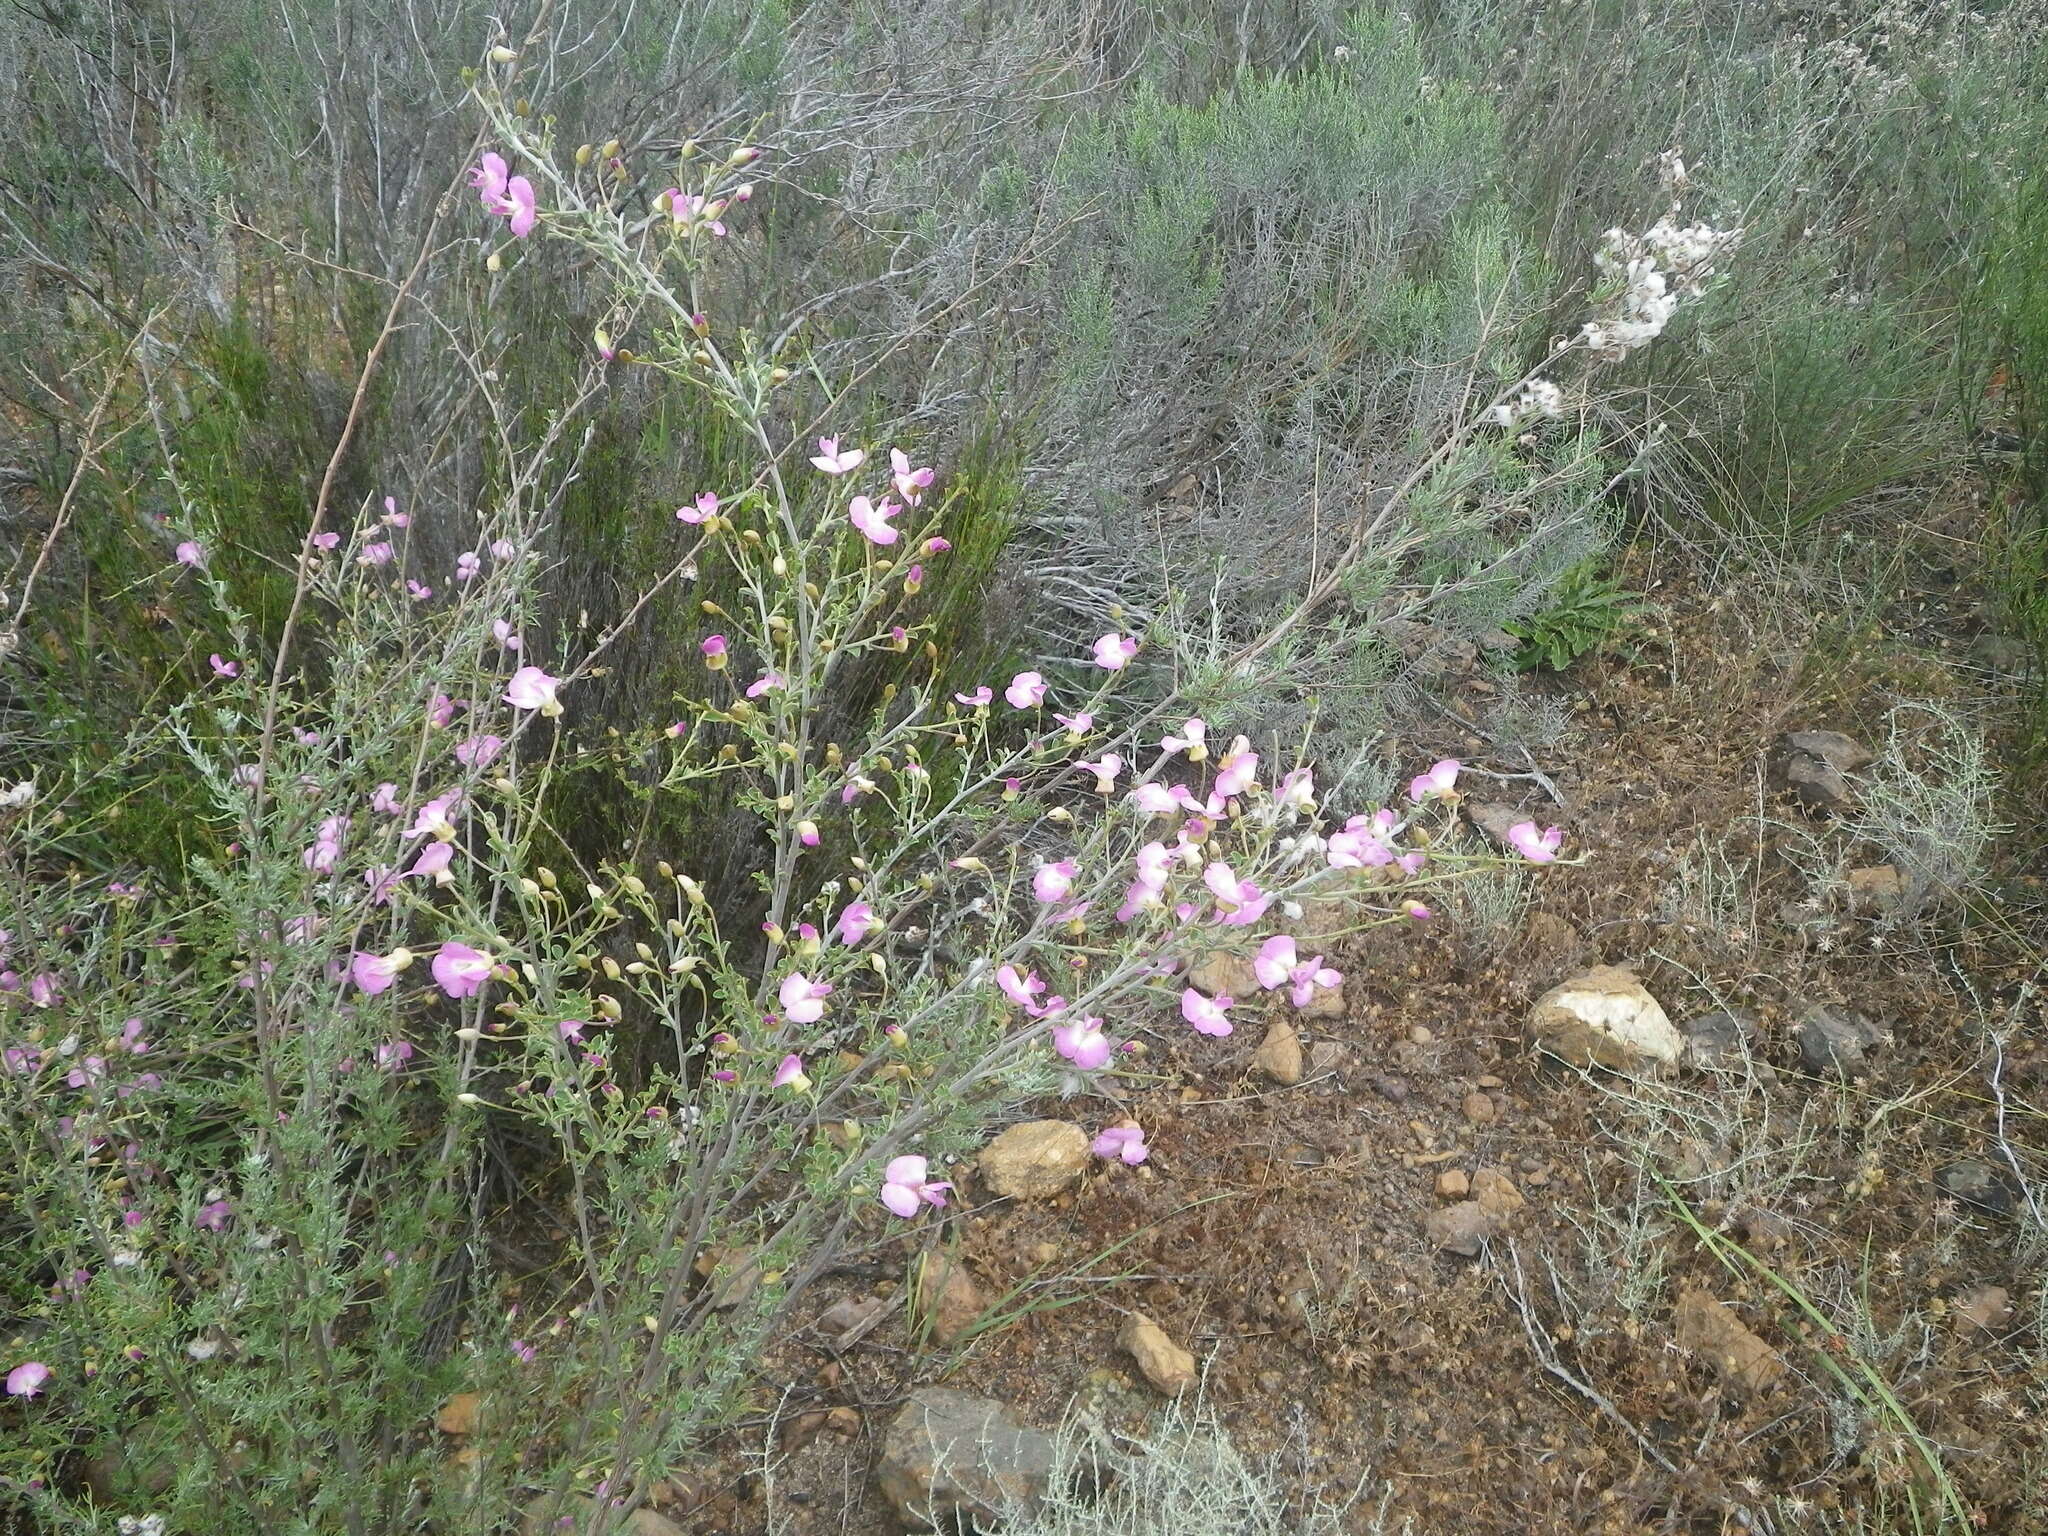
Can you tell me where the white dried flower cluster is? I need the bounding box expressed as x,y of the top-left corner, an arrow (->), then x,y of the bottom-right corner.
118,1518 -> 167,1536
1487,376 -> 1566,430
0,778 -> 34,810
1580,211 -> 1742,360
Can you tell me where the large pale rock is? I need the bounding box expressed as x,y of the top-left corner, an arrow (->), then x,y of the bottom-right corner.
1528,966 -> 1682,1070
1782,729 -> 1873,772
979,1121 -> 1090,1199
1118,1314 -> 1197,1395
876,1388 -> 1056,1531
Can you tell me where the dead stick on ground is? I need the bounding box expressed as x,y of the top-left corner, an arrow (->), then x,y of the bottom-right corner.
1499,1241 -> 1678,1475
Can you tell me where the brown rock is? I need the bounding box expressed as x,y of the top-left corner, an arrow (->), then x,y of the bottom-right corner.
1425,1200 -> 1499,1256
1529,965 -> 1682,1071
693,1246 -> 762,1309
1784,753 -> 1853,812
1674,1289 -> 1784,1392
782,1410 -> 831,1451
1952,1285 -> 2013,1335
876,1388 -> 1056,1530
435,1392 -> 482,1436
520,1495 -> 686,1536
1783,729 -> 1874,772
979,1121 -> 1089,1199
815,1295 -> 885,1348
1521,911 -> 1580,952
1118,1314 -> 1197,1395
913,1251 -> 985,1346
1464,801 -> 1530,850
1847,865 -> 1905,913
1434,1168 -> 1471,1201
1188,949 -> 1258,998
1462,1091 -> 1497,1125
1471,1167 -> 1525,1216
1252,1015 -> 1304,1085
827,1405 -> 864,1437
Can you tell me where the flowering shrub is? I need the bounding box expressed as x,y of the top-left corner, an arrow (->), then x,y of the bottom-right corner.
1,30 -> 1806,1534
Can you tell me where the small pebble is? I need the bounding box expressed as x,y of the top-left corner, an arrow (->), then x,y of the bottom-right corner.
1372,1075 -> 1409,1103
1435,1168 -> 1471,1200
1462,1091 -> 1496,1125
1408,1025 -> 1434,1045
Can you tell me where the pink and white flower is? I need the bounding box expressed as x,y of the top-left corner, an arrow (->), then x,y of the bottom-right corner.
1091,632 -> 1138,670
810,437 -> 866,476
432,942 -> 495,999
6,1360 -> 53,1398
778,972 -> 833,1024
1211,737 -> 1259,800
879,1155 -> 951,1217
1161,719 -> 1207,759
773,1053 -> 811,1092
1091,1124 -> 1148,1165
1408,758 -> 1462,802
504,666 -> 563,716
1180,987 -> 1234,1037
1053,1016 -> 1113,1070
1005,671 -> 1046,709
1032,860 -> 1077,904
889,449 -> 935,503
835,902 -> 876,944
996,964 -> 1044,1010
1507,821 -> 1564,863
848,495 -> 901,546
350,948 -> 413,995
1075,754 -> 1124,794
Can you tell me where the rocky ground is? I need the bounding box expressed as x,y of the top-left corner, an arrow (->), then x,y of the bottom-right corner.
486,554 -> 2047,1534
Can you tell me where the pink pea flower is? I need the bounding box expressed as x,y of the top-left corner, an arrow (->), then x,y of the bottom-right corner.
904,564 -> 925,593
1032,860 -> 1077,904
925,536 -> 952,555
471,151 -> 510,204
1254,935 -> 1299,991
700,634 -> 729,670
1211,737 -> 1259,800
663,190 -> 725,236
678,493 -> 719,524
840,774 -> 876,805
209,654 -> 239,680
360,541 -> 394,567
175,541 -> 205,568
371,783 -> 402,815
1092,1124 -> 1149,1165
1180,987 -> 1234,1037
1075,754 -> 1123,794
429,694 -> 461,729
432,942 -> 494,999
382,496 -> 409,528
1508,822 -> 1564,862
1132,781 -> 1201,817
1404,900 -> 1435,922
504,665 -> 563,715
511,1340 -> 537,1364
773,1054 -> 811,1092
1005,671 -> 1046,709
890,449 -> 935,503
954,686 -> 992,707
848,495 -> 901,546
797,820 -> 820,848
778,972 -> 833,1024
1053,711 -> 1094,739
1276,767 -> 1317,815
364,866 -> 401,906
118,1018 -> 149,1054
1287,955 -> 1341,1008
409,841 -> 455,886
810,437 -> 866,476
1202,862 -> 1270,926
1327,809 -> 1398,869
195,1200 -> 232,1231
1091,632 -> 1138,671
455,551 -> 481,582
1408,758 -> 1461,802
835,902 -> 876,944
500,177 -> 537,237
879,1154 -> 951,1217
1053,1016 -> 1113,1071
374,1041 -> 414,1072
406,580 -> 434,602
492,619 -> 522,650
490,538 -> 516,560
996,964 -> 1044,1010
1161,719 -> 1207,759
302,837 -> 342,874
407,792 -> 461,840
7,1361 -> 53,1398
745,671 -> 785,699
453,734 -> 504,767
29,973 -> 61,1007
313,531 -> 341,551
1396,849 -> 1427,876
